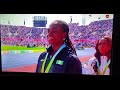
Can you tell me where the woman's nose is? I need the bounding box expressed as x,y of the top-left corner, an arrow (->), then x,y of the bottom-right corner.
47,32 -> 52,38
99,45 -> 103,49
48,30 -> 54,36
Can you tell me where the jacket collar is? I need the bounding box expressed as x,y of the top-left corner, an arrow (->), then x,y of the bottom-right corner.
46,45 -> 53,54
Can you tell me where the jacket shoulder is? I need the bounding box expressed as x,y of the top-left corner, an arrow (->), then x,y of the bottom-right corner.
38,52 -> 47,60
36,51 -> 47,73
88,57 -> 97,64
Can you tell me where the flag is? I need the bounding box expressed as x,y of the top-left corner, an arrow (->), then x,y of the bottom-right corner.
98,17 -> 101,19
89,14 -> 92,18
8,20 -> 10,25
24,20 -> 25,25
70,16 -> 72,23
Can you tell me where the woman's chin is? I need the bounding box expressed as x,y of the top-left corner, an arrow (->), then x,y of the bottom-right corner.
48,41 -> 55,45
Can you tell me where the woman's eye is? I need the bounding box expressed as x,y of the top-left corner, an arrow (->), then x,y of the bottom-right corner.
98,43 -> 101,45
47,29 -> 50,33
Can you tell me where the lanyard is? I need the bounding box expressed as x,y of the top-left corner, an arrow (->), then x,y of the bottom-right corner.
97,59 -> 111,75
41,44 -> 66,73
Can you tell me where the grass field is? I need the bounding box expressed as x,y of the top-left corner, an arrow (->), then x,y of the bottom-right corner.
1,45 -> 46,51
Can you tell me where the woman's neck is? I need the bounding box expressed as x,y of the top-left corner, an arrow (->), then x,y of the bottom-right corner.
51,42 -> 64,55
101,52 -> 111,60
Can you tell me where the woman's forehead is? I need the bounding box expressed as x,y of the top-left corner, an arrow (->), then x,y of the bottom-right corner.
99,38 -> 111,45
51,21 -> 59,24
99,39 -> 108,43
50,22 -> 61,27
49,23 -> 63,29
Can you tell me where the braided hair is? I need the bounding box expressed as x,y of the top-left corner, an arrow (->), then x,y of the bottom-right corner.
51,20 -> 77,55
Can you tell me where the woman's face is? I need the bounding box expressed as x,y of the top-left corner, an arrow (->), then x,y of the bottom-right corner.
47,24 -> 67,45
98,38 -> 111,55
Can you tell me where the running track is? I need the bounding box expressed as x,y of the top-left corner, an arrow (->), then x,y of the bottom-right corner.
2,48 -> 95,74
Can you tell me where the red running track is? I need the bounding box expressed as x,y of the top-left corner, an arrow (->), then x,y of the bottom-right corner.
3,55 -> 93,73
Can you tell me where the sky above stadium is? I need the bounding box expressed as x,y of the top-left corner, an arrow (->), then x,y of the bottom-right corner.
0,14 -> 114,27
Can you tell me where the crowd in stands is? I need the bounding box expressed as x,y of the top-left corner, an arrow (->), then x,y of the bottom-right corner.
68,19 -> 113,48
1,19 -> 113,48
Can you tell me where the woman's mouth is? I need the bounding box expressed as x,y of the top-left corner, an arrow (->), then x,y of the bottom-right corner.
48,37 -> 54,40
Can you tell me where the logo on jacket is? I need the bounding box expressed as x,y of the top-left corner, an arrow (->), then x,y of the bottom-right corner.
56,60 -> 64,65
